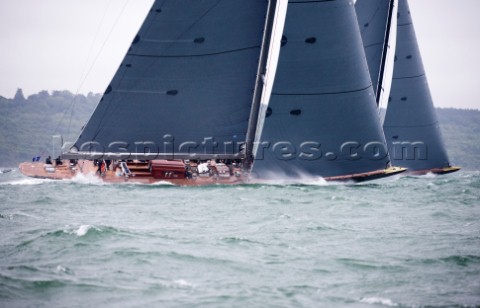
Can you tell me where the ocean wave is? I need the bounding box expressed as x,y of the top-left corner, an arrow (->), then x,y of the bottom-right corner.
250,177 -> 336,187
15,225 -> 126,248
304,224 -> 337,232
0,178 -> 51,186
172,279 -> 195,288
220,236 -> 264,246
440,255 -> 480,267
403,255 -> 480,269
359,297 -> 398,306
64,224 -> 129,238
0,213 -> 12,220
166,251 -> 236,267
336,258 -> 404,271
73,225 -> 98,237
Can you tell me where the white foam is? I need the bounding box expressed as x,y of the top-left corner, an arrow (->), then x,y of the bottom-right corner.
173,279 -> 195,288
76,225 -> 92,236
360,297 -> 398,307
56,265 -> 67,273
74,225 -> 94,237
251,176 -> 331,186
1,178 -> 51,186
122,180 -> 175,186
249,168 -> 352,186
422,172 -> 437,179
150,180 -> 175,186
69,172 -> 105,185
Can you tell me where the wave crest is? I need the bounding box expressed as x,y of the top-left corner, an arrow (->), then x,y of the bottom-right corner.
360,297 -> 398,306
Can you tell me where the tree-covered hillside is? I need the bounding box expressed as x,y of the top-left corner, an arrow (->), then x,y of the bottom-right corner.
436,108 -> 480,171
0,90 -> 478,171
0,89 -> 99,167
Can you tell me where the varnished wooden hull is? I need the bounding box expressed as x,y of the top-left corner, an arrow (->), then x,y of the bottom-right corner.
407,166 -> 461,176
19,160 -> 407,185
18,160 -> 244,186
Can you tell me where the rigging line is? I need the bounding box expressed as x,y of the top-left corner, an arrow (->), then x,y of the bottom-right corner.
66,0 -> 114,142
154,0 -> 224,56
90,0 -> 166,141
86,0 -> 154,142
75,0 -> 114,95
359,1 -> 384,36
58,0 -> 130,144
77,0 -> 132,94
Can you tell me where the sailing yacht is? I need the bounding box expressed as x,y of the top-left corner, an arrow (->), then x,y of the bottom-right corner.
356,0 -> 460,174
20,0 -> 406,185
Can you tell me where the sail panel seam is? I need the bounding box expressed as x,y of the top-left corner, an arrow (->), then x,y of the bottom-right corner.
384,121 -> 439,128
272,85 -> 371,96
289,0 -> 336,3
364,42 -> 383,49
127,46 -> 261,58
392,73 -> 425,80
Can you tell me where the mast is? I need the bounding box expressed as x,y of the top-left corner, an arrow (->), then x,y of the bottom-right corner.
245,0 -> 279,167
356,0 -> 398,113
376,0 -> 396,106
251,0 -> 289,167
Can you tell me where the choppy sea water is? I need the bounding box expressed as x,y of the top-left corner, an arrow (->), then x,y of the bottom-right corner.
0,169 -> 479,308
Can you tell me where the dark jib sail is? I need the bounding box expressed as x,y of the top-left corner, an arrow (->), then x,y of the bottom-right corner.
64,0 -> 270,160
361,0 -> 459,174
251,0 -> 400,180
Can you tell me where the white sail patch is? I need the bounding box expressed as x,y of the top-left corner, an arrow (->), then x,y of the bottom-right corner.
378,0 -> 399,123
252,0 -> 288,159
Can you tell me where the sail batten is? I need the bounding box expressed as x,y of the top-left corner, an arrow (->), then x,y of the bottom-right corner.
272,85 -> 372,96
392,74 -> 426,80
126,46 -> 262,58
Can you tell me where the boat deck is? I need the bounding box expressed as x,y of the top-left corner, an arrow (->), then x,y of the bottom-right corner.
18,160 -> 245,185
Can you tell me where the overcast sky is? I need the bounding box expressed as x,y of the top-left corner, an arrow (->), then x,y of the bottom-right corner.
0,0 -> 479,109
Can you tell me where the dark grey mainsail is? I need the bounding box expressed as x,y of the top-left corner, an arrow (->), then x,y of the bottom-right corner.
251,0 -> 393,179
381,0 -> 458,173
66,0 -> 271,160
